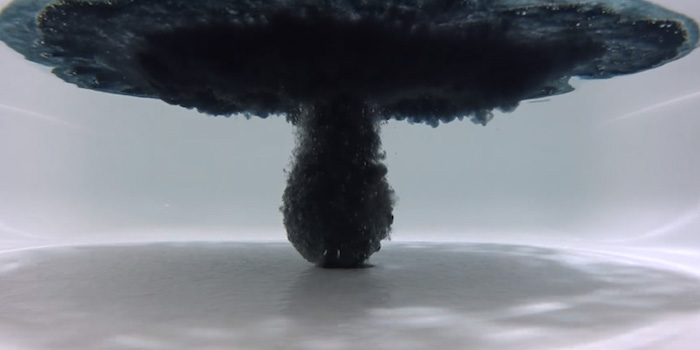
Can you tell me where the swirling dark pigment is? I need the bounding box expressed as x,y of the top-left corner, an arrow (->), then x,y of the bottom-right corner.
0,0 -> 697,266
283,100 -> 394,267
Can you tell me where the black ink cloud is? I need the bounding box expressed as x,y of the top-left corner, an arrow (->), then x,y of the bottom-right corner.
1,0 -> 697,266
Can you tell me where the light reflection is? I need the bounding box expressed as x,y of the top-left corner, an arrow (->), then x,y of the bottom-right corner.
605,198 -> 700,243
0,102 -> 92,133
0,219 -> 40,240
602,90 -> 700,125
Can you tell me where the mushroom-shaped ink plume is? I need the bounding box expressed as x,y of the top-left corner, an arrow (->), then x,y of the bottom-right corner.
1,0 -> 697,267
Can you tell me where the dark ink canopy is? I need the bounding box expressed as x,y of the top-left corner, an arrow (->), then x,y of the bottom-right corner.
1,0 -> 697,125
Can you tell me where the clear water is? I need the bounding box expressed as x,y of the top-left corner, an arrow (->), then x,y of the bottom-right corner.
1,1 -> 699,349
